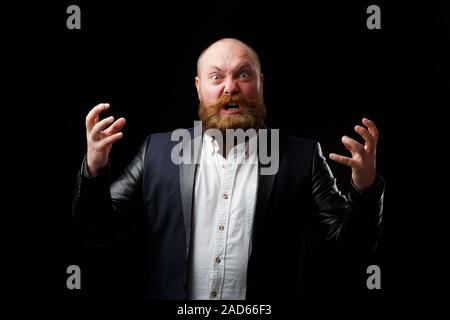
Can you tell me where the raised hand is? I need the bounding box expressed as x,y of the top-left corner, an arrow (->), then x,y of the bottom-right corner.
329,118 -> 379,191
86,103 -> 126,176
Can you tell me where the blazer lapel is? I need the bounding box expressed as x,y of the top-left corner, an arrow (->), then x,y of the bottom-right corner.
252,162 -> 277,247
252,128 -> 278,247
179,127 -> 202,259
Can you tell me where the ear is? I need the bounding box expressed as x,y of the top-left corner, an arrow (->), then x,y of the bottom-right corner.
195,76 -> 201,99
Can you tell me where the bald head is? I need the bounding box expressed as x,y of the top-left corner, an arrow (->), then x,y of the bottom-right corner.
196,38 -> 261,77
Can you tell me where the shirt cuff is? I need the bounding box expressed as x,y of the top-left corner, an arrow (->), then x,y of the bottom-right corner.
81,155 -> 110,178
349,173 -> 384,202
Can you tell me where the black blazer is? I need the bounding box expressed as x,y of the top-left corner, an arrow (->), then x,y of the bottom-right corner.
73,128 -> 384,300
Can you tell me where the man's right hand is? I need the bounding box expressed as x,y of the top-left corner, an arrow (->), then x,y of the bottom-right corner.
86,103 -> 126,177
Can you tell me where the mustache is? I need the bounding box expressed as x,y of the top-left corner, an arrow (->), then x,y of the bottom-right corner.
198,93 -> 266,132
203,93 -> 264,117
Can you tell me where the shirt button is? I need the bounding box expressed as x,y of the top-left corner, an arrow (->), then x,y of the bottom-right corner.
219,224 -> 225,231
223,193 -> 229,199
215,256 -> 221,264
211,291 -> 217,298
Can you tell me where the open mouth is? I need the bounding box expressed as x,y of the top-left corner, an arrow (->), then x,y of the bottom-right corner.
223,103 -> 240,110
221,102 -> 242,114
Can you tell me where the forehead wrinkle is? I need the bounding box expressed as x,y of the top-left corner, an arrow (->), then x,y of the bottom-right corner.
205,53 -> 256,75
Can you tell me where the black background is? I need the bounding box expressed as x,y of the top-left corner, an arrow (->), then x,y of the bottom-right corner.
58,0 -> 449,308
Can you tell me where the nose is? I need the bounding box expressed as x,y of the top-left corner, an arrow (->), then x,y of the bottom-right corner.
224,77 -> 239,96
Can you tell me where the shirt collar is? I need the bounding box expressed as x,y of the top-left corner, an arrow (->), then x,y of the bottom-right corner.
203,130 -> 258,159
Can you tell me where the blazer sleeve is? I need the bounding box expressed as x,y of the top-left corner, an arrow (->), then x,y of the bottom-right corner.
72,137 -> 148,247
311,142 -> 384,252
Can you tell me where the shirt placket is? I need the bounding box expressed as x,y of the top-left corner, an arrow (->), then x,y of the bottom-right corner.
209,149 -> 238,299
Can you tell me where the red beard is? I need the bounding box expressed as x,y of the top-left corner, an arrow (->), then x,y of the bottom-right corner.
198,93 -> 266,134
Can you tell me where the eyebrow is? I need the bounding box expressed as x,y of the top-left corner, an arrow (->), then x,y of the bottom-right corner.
235,63 -> 253,71
208,66 -> 223,73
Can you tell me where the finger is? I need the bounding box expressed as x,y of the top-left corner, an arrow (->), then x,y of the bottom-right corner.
104,117 -> 126,136
362,118 -> 379,142
97,132 -> 124,149
86,103 -> 110,133
329,153 -> 354,167
341,136 -> 364,155
354,125 -> 374,153
90,116 -> 115,140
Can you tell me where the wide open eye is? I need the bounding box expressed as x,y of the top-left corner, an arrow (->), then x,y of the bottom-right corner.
211,74 -> 221,81
239,72 -> 249,79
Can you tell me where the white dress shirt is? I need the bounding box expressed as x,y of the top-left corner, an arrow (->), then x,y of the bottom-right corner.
187,133 -> 259,300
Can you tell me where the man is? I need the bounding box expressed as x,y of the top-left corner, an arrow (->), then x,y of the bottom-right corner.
73,38 -> 384,300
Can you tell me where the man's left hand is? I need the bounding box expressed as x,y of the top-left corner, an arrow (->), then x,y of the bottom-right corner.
329,118 -> 379,192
